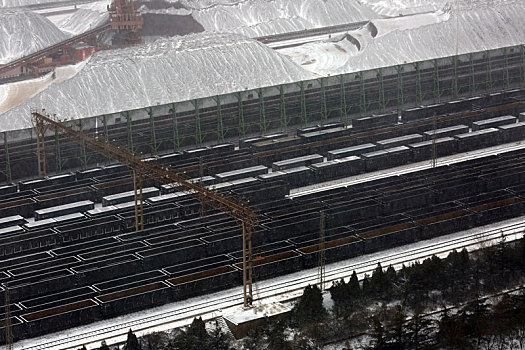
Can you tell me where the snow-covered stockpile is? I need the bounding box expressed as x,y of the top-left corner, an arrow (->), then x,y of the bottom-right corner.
180,0 -> 380,37
0,0 -> 68,7
0,33 -> 316,131
56,1 -> 109,36
358,0 -> 448,17
0,9 -> 68,64
280,0 -> 525,76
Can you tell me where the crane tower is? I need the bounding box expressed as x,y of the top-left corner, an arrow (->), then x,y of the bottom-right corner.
108,0 -> 144,43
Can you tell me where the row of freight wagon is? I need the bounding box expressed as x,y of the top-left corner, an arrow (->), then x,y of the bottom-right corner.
3,146 -> 525,341
1,109 -> 524,224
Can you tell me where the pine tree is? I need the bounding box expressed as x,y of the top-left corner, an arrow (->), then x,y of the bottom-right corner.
349,270 -> 361,298
123,329 -> 141,350
187,317 -> 207,340
362,275 -> 371,297
292,284 -> 327,326
208,320 -> 231,350
370,263 -> 387,298
405,308 -> 433,349
370,314 -> 385,349
385,305 -> 406,347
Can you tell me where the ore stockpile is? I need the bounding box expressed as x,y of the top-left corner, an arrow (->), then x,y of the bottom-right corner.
0,89 -> 524,341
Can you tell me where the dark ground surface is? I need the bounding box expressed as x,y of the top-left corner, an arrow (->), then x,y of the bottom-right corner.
136,0 -> 205,37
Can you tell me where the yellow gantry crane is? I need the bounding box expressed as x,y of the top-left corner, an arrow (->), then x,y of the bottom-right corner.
31,111 -> 259,307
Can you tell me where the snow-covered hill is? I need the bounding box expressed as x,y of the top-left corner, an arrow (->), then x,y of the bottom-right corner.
0,9 -> 69,64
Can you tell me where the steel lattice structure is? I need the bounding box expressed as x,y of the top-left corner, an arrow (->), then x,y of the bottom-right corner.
31,111 -> 259,307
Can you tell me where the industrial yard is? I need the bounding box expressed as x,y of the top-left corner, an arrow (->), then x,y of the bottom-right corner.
0,0 -> 524,349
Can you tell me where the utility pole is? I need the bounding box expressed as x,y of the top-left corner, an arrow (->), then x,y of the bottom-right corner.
3,283 -> 13,350
318,211 -> 326,292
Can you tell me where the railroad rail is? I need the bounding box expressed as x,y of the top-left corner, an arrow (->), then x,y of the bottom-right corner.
0,23 -> 111,77
15,219 -> 525,350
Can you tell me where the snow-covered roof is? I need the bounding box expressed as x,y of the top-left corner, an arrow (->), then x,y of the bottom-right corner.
0,9 -> 68,64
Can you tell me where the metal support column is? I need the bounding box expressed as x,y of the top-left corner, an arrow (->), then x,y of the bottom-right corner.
170,104 -> 179,151
299,81 -> 307,126
320,78 -> 328,124
147,107 -> 157,155
242,221 -> 253,307
33,115 -> 48,177
79,120 -> 88,169
452,56 -> 458,98
236,92 -> 246,138
469,53 -> 476,96
338,75 -> 347,121
193,99 -> 202,146
124,111 -> 134,152
54,127 -> 62,173
521,45 -> 525,86
359,71 -> 367,115
503,47 -> 510,89
102,115 -> 109,165
433,59 -> 441,102
415,62 -> 422,105
377,68 -> 386,112
486,50 -> 493,91
3,132 -> 11,183
396,66 -> 404,109
214,96 -> 224,143
258,88 -> 267,133
279,85 -> 288,131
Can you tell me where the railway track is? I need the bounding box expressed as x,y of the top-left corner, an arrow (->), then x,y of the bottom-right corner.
15,218 -> 525,350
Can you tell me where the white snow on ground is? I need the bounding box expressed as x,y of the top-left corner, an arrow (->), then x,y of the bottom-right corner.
0,33 -> 316,131
0,60 -> 87,115
279,0 -> 525,76
181,0 -> 380,37
54,1 -> 109,35
0,9 -> 69,64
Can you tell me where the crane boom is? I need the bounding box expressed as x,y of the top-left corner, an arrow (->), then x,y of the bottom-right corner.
31,112 -> 258,225
31,111 -> 258,306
